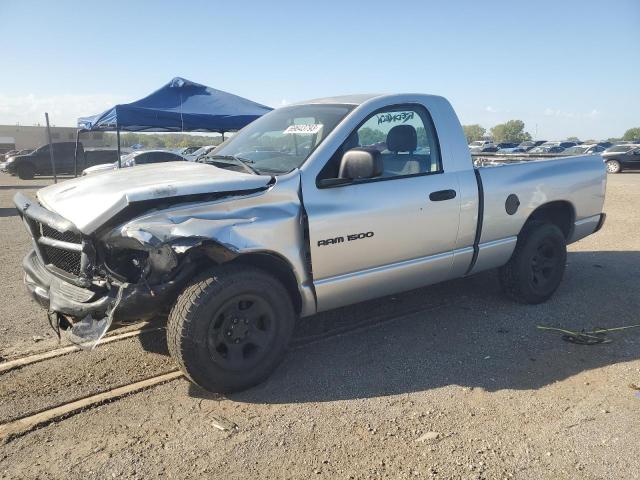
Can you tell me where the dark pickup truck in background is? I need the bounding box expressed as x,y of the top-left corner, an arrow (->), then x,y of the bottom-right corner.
4,142 -> 118,179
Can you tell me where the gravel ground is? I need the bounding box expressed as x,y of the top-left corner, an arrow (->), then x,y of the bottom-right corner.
0,171 -> 639,479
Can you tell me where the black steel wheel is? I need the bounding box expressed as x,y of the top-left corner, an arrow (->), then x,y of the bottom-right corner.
167,264 -> 295,393
499,222 -> 567,304
206,294 -> 277,371
529,239 -> 561,290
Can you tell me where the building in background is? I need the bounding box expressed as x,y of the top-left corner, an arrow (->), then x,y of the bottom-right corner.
0,125 -> 113,153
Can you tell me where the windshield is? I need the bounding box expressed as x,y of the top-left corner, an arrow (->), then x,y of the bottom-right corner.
208,104 -> 354,174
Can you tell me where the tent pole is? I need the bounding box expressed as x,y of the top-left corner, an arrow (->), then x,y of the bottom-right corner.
221,131 -> 225,142
73,129 -> 81,178
116,125 -> 122,168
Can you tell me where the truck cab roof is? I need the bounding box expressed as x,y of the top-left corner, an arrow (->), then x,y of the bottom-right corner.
291,93 -> 446,107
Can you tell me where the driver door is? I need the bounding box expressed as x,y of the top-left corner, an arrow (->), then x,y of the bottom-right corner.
303,104 -> 462,312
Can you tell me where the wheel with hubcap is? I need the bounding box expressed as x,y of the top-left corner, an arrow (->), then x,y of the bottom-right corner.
499,222 -> 567,304
606,160 -> 621,174
167,264 -> 295,393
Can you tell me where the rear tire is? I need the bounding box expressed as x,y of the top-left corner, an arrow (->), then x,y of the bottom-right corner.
167,264 -> 295,393
499,222 -> 567,304
606,160 -> 621,174
17,163 -> 35,180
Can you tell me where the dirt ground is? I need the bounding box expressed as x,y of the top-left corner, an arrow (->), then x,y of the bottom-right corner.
0,170 -> 639,479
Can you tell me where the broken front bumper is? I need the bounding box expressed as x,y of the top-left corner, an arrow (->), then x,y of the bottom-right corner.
23,249 -> 189,324
23,250 -> 113,319
23,249 -> 119,347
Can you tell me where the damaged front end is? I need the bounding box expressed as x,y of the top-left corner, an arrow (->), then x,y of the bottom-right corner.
14,171 -> 314,349
15,192 -> 209,348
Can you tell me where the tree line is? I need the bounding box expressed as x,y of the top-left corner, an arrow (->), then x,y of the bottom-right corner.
463,123 -> 640,144
101,132 -> 223,149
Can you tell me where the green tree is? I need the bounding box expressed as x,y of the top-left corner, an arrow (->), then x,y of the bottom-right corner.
490,120 -> 531,143
358,127 -> 386,146
462,124 -> 486,143
566,136 -> 580,142
622,127 -> 640,141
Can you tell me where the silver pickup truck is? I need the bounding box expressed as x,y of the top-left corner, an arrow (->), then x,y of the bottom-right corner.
14,94 -> 607,393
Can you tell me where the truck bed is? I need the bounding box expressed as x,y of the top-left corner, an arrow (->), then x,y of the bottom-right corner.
468,154 -> 607,274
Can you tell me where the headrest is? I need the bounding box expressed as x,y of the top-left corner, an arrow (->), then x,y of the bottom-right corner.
387,125 -> 417,152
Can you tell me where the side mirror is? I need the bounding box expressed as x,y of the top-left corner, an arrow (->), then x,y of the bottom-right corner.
338,147 -> 383,180
316,147 -> 384,188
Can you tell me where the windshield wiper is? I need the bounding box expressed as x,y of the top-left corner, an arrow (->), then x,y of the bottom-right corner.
205,155 -> 260,175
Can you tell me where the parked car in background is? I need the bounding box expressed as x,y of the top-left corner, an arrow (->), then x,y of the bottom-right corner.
82,150 -> 186,175
4,142 -> 86,179
1,149 -> 33,169
3,149 -> 18,160
499,140 -> 547,153
185,145 -> 217,161
510,140 -> 547,152
562,144 -> 607,156
528,141 -> 577,154
602,144 -> 640,173
84,149 -> 119,168
495,142 -> 519,150
178,146 -> 201,156
469,140 -> 496,152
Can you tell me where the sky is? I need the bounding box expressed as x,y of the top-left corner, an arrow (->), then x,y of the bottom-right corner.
1,0 -> 638,140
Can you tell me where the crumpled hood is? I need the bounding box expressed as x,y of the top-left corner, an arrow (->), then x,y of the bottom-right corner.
37,161 -> 272,234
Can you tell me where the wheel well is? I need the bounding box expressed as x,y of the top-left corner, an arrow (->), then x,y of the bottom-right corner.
525,201 -> 575,239
231,253 -> 302,314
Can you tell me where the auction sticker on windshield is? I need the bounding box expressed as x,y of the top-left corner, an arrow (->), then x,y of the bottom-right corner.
283,124 -> 323,134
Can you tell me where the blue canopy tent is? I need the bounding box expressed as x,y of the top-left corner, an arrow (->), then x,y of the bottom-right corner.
75,77 -> 272,172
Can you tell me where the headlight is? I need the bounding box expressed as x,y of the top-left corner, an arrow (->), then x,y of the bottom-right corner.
5,157 -> 15,163
100,226 -> 177,283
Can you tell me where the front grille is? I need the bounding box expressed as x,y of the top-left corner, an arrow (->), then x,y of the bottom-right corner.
40,244 -> 82,276
33,220 -> 83,277
15,193 -> 90,280
40,223 -> 82,244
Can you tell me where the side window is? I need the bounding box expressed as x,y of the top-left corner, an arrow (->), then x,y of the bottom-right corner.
319,104 -> 442,181
135,153 -> 152,164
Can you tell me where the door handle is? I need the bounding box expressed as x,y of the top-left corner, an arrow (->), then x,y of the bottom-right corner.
429,189 -> 457,201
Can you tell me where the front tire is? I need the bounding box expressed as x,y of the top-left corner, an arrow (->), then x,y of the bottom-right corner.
606,160 -> 621,174
499,222 -> 567,304
167,264 -> 295,393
